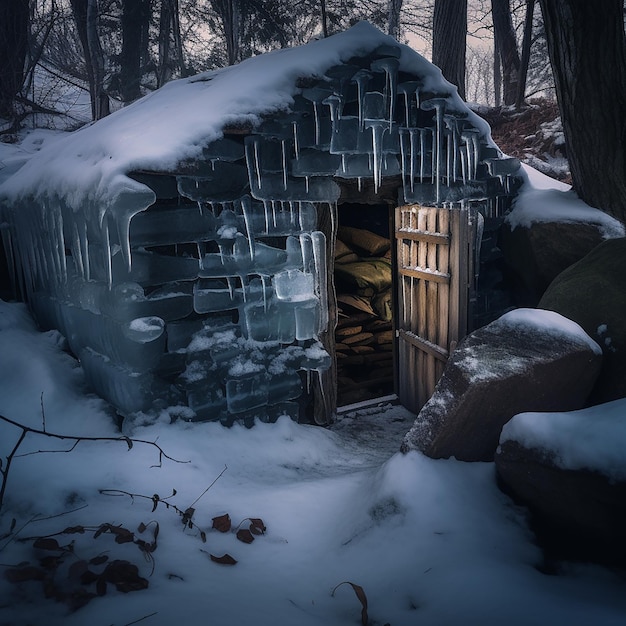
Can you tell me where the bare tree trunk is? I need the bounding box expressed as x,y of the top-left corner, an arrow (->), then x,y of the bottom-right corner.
387,0 -> 403,39
491,0 -> 520,106
120,0 -> 150,102
0,0 -> 29,127
70,0 -> 109,120
515,0 -> 535,109
493,34 -> 501,106
539,0 -> 626,224
432,0 -> 467,100
158,0 -> 173,86
320,0 -> 328,37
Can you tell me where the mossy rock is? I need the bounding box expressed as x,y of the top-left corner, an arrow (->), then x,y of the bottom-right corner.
539,237 -> 626,403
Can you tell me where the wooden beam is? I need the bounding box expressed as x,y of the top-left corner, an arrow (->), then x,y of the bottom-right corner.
398,329 -> 449,362
399,266 -> 450,284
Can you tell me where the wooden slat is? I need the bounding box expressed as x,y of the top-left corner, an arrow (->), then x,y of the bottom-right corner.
398,329 -> 449,362
395,229 -> 450,245
399,266 -> 450,283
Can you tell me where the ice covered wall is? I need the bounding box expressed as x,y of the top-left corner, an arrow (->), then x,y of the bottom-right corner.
0,21 -> 522,424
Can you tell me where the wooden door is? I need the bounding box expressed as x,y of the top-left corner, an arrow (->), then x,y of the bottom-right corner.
394,204 -> 473,413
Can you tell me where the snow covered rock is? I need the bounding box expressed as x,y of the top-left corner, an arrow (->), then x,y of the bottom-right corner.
400,309 -> 602,461
495,399 -> 626,566
539,237 -> 626,404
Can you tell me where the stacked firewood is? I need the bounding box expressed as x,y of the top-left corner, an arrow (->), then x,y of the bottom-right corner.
334,226 -> 394,406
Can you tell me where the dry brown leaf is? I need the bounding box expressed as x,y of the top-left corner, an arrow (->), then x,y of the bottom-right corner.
212,513 -> 231,533
210,553 -> 238,565
331,581 -> 369,626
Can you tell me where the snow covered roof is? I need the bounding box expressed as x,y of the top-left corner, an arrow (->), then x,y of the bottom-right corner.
0,21 -> 493,214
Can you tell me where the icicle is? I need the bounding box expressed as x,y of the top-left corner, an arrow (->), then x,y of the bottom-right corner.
358,177 -> 362,192
226,276 -> 235,300
305,176 -> 310,193
421,98 -> 447,203
419,128 -> 426,183
292,121 -> 300,160
324,94 -> 342,132
263,200 -> 271,234
313,101 -> 320,146
311,231 -> 328,332
299,233 -> 313,273
446,131 -> 452,187
409,128 -> 418,193
260,274 -> 269,312
101,216 -> 113,289
352,70 -> 371,130
341,153 -> 347,174
240,274 -> 248,303
306,369 -> 311,393
371,58 -> 399,130
399,129 -> 407,191
272,200 -> 277,228
367,121 -> 386,193
460,148 -> 467,184
289,201 -> 295,227
281,139 -> 288,191
240,195 -> 255,261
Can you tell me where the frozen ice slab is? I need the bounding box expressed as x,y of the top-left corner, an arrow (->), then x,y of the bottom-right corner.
294,298 -> 319,341
199,238 -> 290,278
334,153 -> 400,179
268,371 -> 302,404
274,268 -> 315,302
63,304 -> 166,372
79,347 -> 181,415
176,162 -> 249,202
194,279 -> 243,313
290,149 -> 341,177
187,386 -> 228,422
242,299 -> 295,343
226,369 -> 269,414
246,200 -> 317,236
88,245 -> 199,286
248,171 -> 341,203
129,206 -> 216,246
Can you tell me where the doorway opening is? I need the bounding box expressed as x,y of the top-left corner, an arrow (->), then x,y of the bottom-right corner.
334,201 -> 396,406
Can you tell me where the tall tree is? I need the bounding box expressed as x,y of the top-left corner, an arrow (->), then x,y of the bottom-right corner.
491,0 -> 520,105
119,0 -> 151,102
539,0 -> 626,224
515,0 -> 535,108
0,0 -> 29,129
432,0 -> 467,100
70,0 -> 110,120
387,0 -> 403,39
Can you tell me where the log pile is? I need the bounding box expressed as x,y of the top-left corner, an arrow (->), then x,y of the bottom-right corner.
334,226 -> 394,405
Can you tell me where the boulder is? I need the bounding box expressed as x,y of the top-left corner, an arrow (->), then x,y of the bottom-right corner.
400,308 -> 602,461
495,399 -> 626,566
500,220 -> 605,306
539,237 -> 626,404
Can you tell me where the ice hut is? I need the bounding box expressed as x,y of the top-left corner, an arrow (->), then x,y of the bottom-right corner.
0,21 -> 522,425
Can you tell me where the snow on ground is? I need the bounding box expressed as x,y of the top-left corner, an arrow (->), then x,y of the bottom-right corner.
1,299 -> 626,626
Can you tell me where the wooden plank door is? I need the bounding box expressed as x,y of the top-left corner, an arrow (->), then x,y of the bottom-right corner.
394,204 -> 472,413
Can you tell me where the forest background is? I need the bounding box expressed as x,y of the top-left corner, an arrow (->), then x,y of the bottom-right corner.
1,0 -> 626,224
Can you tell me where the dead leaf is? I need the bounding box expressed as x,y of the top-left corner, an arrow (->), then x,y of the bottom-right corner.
89,555 -> 109,566
236,528 -> 254,544
210,553 -> 237,565
33,537 -> 61,551
68,560 -> 88,581
249,518 -> 266,535
4,565 -> 46,583
102,560 -> 149,593
181,507 -> 195,527
212,513 -> 231,533
331,581 -> 369,626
